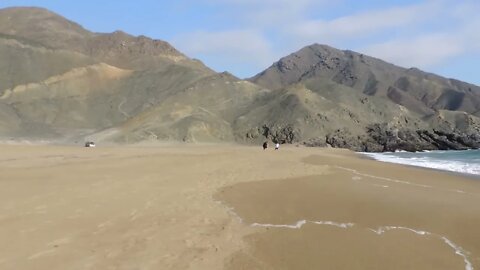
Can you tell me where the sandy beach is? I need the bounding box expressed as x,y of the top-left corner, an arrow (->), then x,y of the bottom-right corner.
1,144 -> 479,269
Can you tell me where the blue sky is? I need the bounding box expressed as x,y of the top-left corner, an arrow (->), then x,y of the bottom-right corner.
1,0 -> 479,85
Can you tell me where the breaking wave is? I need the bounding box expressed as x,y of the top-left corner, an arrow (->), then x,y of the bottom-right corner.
362,150 -> 480,176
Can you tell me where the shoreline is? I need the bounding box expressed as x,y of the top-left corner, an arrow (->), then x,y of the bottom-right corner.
216,146 -> 480,270
1,144 -> 479,269
358,151 -> 480,180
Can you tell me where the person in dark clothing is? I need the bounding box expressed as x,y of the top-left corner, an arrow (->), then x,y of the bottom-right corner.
262,142 -> 268,150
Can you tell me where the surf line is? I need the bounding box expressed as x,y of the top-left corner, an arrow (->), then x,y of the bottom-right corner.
216,198 -> 473,270
370,226 -> 473,270
334,165 -> 432,188
250,220 -> 474,270
351,175 -> 389,188
251,220 -> 354,229
335,165 -> 473,195
215,198 -> 355,230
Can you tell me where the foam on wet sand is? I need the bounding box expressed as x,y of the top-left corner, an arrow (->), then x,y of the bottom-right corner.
217,149 -> 480,270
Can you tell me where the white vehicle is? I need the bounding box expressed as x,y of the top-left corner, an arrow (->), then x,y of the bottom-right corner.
85,141 -> 96,148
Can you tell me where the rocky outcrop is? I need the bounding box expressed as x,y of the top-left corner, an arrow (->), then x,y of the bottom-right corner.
243,124 -> 300,144
257,125 -> 299,144
323,124 -> 480,152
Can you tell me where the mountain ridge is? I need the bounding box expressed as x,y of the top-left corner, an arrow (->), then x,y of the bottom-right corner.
0,6 -> 479,152
250,43 -> 480,116
249,43 -> 480,151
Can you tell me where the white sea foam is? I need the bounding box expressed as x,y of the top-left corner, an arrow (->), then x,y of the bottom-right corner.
372,184 -> 389,188
441,236 -> 474,270
220,198 -> 475,270
251,220 -> 354,230
218,196 -> 474,269
371,226 -> 473,270
252,220 -> 307,229
251,221 -> 474,269
312,221 -> 355,228
363,151 -> 480,176
336,166 -> 432,188
370,226 -> 429,236
340,165 -> 472,194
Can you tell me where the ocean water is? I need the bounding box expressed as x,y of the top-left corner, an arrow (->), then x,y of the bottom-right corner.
362,149 -> 480,176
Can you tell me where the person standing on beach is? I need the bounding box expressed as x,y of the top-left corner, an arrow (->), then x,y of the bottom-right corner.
263,142 -> 268,150
275,143 -> 280,150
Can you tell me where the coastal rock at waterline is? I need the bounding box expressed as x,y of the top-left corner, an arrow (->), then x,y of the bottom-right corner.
324,125 -> 480,152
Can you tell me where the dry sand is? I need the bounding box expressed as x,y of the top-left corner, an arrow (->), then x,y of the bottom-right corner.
0,144 -> 479,269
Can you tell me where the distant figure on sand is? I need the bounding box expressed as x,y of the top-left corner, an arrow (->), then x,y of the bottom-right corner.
275,143 -> 280,150
263,142 -> 268,150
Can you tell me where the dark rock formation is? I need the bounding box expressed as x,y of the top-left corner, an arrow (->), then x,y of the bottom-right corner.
260,125 -> 299,144
323,124 -> 480,152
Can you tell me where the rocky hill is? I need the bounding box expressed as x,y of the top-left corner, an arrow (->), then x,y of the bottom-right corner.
0,7 -> 479,151
0,7 -> 265,144
251,44 -> 480,116
249,44 -> 480,151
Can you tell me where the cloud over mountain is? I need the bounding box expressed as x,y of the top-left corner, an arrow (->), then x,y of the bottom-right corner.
172,0 -> 480,82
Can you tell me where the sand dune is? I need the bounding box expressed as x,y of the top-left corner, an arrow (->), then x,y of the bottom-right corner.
0,144 -> 479,269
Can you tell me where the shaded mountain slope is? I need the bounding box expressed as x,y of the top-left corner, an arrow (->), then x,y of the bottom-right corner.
251,44 -> 480,117
0,7 -> 479,151
88,72 -> 268,143
0,63 -> 133,137
0,34 -> 96,93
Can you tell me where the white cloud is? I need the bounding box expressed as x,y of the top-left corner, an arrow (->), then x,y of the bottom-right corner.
172,29 -> 275,70
171,0 -> 480,80
286,1 -> 441,44
362,34 -> 465,68
196,0 -> 331,26
170,0 -> 333,75
359,1 -> 480,70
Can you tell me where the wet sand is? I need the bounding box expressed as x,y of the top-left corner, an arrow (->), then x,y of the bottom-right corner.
0,144 -> 479,269
218,150 -> 480,270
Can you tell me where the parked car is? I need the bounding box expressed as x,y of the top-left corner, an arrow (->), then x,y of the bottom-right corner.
85,141 -> 96,148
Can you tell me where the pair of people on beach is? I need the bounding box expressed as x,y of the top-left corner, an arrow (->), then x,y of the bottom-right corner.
263,142 -> 280,150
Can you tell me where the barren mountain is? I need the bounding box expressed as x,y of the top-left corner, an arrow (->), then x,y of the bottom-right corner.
248,44 -> 480,151
0,7 -> 264,143
0,7 -> 193,70
252,44 -> 480,115
0,7 -> 479,151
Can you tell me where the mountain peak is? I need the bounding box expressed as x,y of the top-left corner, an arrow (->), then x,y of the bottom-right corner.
251,42 -> 480,115
305,43 -> 339,51
0,7 -> 188,69
0,6 -> 92,49
0,7 -> 89,33
249,43 -> 348,89
0,6 -> 55,15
